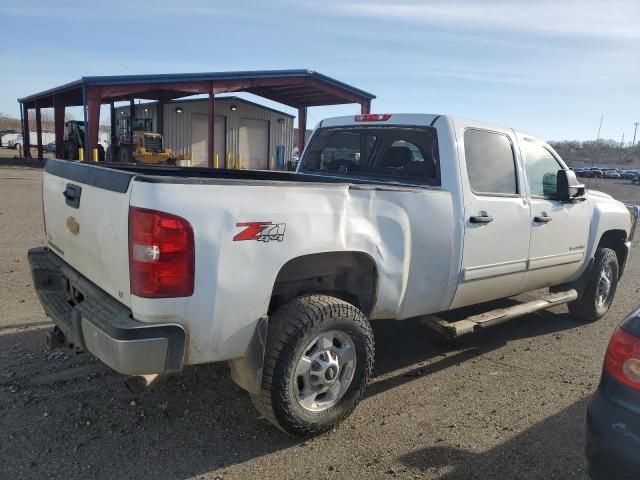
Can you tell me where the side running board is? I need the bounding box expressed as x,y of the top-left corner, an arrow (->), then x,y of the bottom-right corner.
422,289 -> 578,338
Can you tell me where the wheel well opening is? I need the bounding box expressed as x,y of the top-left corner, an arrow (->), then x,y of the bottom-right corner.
598,229 -> 627,276
270,252 -> 378,316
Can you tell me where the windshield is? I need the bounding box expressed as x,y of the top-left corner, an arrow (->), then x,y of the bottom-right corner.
299,126 -> 439,185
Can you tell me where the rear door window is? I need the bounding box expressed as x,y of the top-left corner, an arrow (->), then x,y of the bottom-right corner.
464,129 -> 518,195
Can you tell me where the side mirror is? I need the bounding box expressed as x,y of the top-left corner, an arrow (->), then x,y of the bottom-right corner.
557,169 -> 585,202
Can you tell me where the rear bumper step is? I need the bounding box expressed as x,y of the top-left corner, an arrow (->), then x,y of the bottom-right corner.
28,246 -> 186,375
423,289 -> 578,338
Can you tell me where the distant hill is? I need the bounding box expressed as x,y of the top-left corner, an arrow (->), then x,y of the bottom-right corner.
0,113 -> 22,132
549,140 -> 640,168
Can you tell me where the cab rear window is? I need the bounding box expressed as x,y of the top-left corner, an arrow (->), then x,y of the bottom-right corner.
300,126 -> 440,185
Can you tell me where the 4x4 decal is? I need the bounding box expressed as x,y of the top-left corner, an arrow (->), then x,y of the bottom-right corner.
234,222 -> 286,242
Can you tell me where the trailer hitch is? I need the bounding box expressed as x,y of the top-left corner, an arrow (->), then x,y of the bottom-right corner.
45,326 -> 68,350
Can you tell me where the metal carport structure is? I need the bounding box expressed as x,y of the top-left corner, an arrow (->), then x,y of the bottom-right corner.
17,69 -> 376,167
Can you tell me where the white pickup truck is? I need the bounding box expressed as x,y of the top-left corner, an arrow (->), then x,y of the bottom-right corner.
29,113 -> 639,435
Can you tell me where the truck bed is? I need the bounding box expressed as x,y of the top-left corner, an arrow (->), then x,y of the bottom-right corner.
49,160 -> 438,191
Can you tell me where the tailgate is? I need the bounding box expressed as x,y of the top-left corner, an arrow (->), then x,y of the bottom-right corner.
43,160 -> 135,307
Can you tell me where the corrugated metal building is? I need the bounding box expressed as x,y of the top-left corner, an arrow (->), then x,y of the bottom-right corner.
114,96 -> 294,169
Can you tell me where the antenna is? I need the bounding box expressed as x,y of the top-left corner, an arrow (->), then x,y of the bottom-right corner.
588,115 -> 604,188
596,115 -> 604,141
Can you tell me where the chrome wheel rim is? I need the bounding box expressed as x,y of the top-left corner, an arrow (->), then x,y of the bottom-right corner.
293,330 -> 357,412
596,263 -> 614,308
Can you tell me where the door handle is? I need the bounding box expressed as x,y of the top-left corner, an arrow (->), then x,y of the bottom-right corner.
63,184 -> 82,208
63,188 -> 77,200
470,214 -> 493,224
534,214 -> 552,223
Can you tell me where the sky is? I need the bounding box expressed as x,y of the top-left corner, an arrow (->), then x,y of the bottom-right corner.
1,0 -> 639,142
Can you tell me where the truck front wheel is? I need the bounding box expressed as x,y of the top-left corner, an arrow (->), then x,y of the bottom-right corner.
568,247 -> 619,322
251,295 -> 374,436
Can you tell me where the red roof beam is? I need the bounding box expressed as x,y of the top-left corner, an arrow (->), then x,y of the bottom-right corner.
306,77 -> 367,105
99,81 -> 212,100
210,76 -> 307,95
268,92 -> 343,103
101,90 -> 197,103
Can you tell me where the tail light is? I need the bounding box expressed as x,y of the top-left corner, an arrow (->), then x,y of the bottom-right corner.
355,114 -> 391,122
604,327 -> 640,392
129,207 -> 194,298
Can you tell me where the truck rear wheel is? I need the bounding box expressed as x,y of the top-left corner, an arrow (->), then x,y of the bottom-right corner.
568,247 -> 619,322
251,294 -> 374,436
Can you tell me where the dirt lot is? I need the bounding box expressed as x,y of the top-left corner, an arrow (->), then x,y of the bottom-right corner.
0,161 -> 639,480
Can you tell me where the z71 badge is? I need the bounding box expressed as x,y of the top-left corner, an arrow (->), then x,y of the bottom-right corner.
234,222 -> 286,242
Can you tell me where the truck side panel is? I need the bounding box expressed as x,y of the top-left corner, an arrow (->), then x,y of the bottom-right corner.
129,180 -> 456,365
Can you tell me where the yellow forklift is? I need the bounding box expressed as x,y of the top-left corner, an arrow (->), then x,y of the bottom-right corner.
110,117 -> 179,165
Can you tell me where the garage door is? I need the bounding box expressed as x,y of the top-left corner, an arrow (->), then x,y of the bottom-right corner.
191,114 -> 225,167
239,118 -> 269,170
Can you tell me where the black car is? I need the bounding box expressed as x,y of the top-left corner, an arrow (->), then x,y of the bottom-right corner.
586,306 -> 640,479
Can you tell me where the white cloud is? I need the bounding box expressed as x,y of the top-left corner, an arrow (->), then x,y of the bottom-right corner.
311,0 -> 640,41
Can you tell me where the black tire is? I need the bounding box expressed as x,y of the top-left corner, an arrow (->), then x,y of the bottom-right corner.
64,143 -> 79,161
251,294 -> 374,436
568,247 -> 619,322
105,146 -> 116,163
118,146 -> 134,164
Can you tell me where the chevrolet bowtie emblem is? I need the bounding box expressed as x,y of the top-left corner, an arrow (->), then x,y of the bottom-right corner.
66,216 -> 80,235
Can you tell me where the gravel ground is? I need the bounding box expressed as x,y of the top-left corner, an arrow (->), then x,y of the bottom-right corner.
0,164 -> 639,480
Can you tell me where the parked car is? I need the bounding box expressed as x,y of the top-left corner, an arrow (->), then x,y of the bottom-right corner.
6,135 -> 22,150
4,132 -> 56,150
0,129 -> 17,147
586,306 -> 640,480
43,143 -> 56,153
586,169 -> 604,178
604,170 -> 622,179
28,113 -> 640,435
